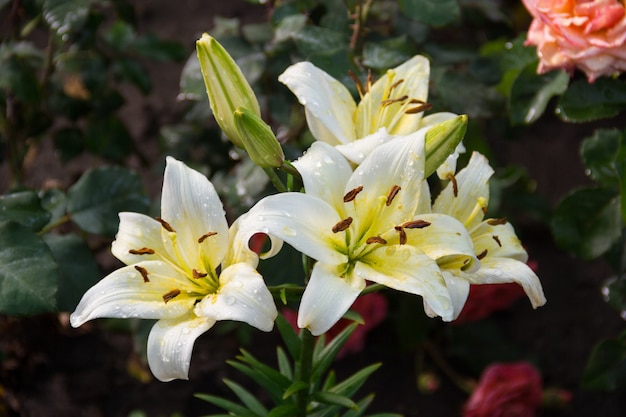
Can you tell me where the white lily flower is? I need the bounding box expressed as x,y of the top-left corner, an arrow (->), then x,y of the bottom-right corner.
239,129 -> 479,335
70,157 -> 277,381
430,152 -> 547,319
278,56 -> 458,164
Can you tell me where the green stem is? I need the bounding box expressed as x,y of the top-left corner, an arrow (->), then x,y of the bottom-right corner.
263,167 -> 287,193
38,214 -> 71,235
296,328 -> 315,416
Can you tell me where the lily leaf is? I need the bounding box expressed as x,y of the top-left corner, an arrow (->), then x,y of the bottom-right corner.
583,331 -> 626,391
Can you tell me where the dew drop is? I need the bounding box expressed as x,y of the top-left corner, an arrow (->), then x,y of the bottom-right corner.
225,296 -> 236,306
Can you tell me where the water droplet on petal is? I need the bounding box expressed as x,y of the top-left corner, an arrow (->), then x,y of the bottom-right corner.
225,296 -> 236,306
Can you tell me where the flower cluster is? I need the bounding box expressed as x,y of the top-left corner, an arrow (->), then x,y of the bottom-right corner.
523,0 -> 626,82
70,36 -> 546,381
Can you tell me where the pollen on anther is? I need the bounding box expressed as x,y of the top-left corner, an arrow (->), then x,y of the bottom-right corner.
487,218 -> 508,226
343,186 -> 363,202
156,217 -> 175,232
134,265 -> 150,282
162,289 -> 181,303
129,247 -> 155,255
401,220 -> 431,229
386,185 -> 401,206
332,217 -> 353,233
366,236 -> 387,245
394,226 -> 407,245
198,231 -> 218,243
405,102 -> 433,114
477,249 -> 488,260
381,95 -> 408,107
492,235 -> 502,247
193,269 -> 208,279
447,173 -> 458,197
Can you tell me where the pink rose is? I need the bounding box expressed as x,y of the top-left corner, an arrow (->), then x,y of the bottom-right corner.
464,362 -> 543,417
283,292 -> 388,358
523,0 -> 626,81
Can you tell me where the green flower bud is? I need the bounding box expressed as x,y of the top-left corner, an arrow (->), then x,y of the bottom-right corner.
196,33 -> 260,148
234,107 -> 285,168
424,114 -> 468,178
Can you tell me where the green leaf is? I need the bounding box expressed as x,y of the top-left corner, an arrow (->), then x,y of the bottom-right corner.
227,360 -> 285,404
43,0 -> 91,39
551,187 -> 622,260
113,58 -> 151,94
0,221 -> 58,315
341,394 -> 375,417
276,313 -> 302,360
53,127 -> 85,162
39,188 -> 67,225
194,393 -> 259,417
267,404 -> 299,417
0,46 -> 42,103
583,331 -> 626,391
362,36 -> 415,70
330,363 -> 381,397
223,379 -> 268,416
398,0 -> 460,27
67,166 -> 149,236
179,53 -> 205,101
312,392 -> 357,410
0,191 -> 51,231
292,26 -> 349,57
509,65 -> 569,125
276,346 -> 293,379
602,276 -> 626,313
134,33 -> 186,62
557,77 -> 626,122
282,380 -> 309,399
311,323 -> 358,382
85,116 -> 134,161
581,129 -> 623,187
43,234 -> 99,312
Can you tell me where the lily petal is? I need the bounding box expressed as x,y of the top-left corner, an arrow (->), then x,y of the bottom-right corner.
242,193 -> 348,265
471,221 -> 529,262
346,132 -> 428,238
467,257 -> 547,309
356,244 -> 454,321
70,260 -> 197,327
335,128 -> 396,165
278,61 -> 356,145
356,55 -> 430,137
433,152 -> 494,230
112,212 -> 171,265
293,141 -> 354,214
441,271 -> 471,320
297,262 -> 365,335
161,157 -> 229,269
147,314 -> 215,381
406,213 -> 479,273
195,262 -> 277,332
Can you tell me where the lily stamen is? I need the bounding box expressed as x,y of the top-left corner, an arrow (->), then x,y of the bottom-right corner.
129,247 -> 155,255
366,236 -> 387,245
386,185 -> 401,206
394,226 -> 408,245
343,186 -> 364,202
193,269 -> 208,279
487,218 -> 507,226
162,289 -> 181,304
134,265 -> 150,282
477,249 -> 488,260
381,95 -> 408,107
198,231 -> 218,243
401,220 -> 431,229
332,217 -> 353,233
156,217 -> 175,232
492,235 -> 502,247
348,69 -> 366,97
447,173 -> 458,197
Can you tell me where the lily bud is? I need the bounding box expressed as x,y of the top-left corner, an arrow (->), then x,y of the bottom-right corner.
424,114 -> 468,178
196,33 -> 260,148
234,107 -> 285,168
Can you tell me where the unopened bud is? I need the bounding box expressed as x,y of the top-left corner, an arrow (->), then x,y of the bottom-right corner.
234,107 -> 285,168
417,372 -> 440,394
424,114 -> 468,178
196,33 -> 260,148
